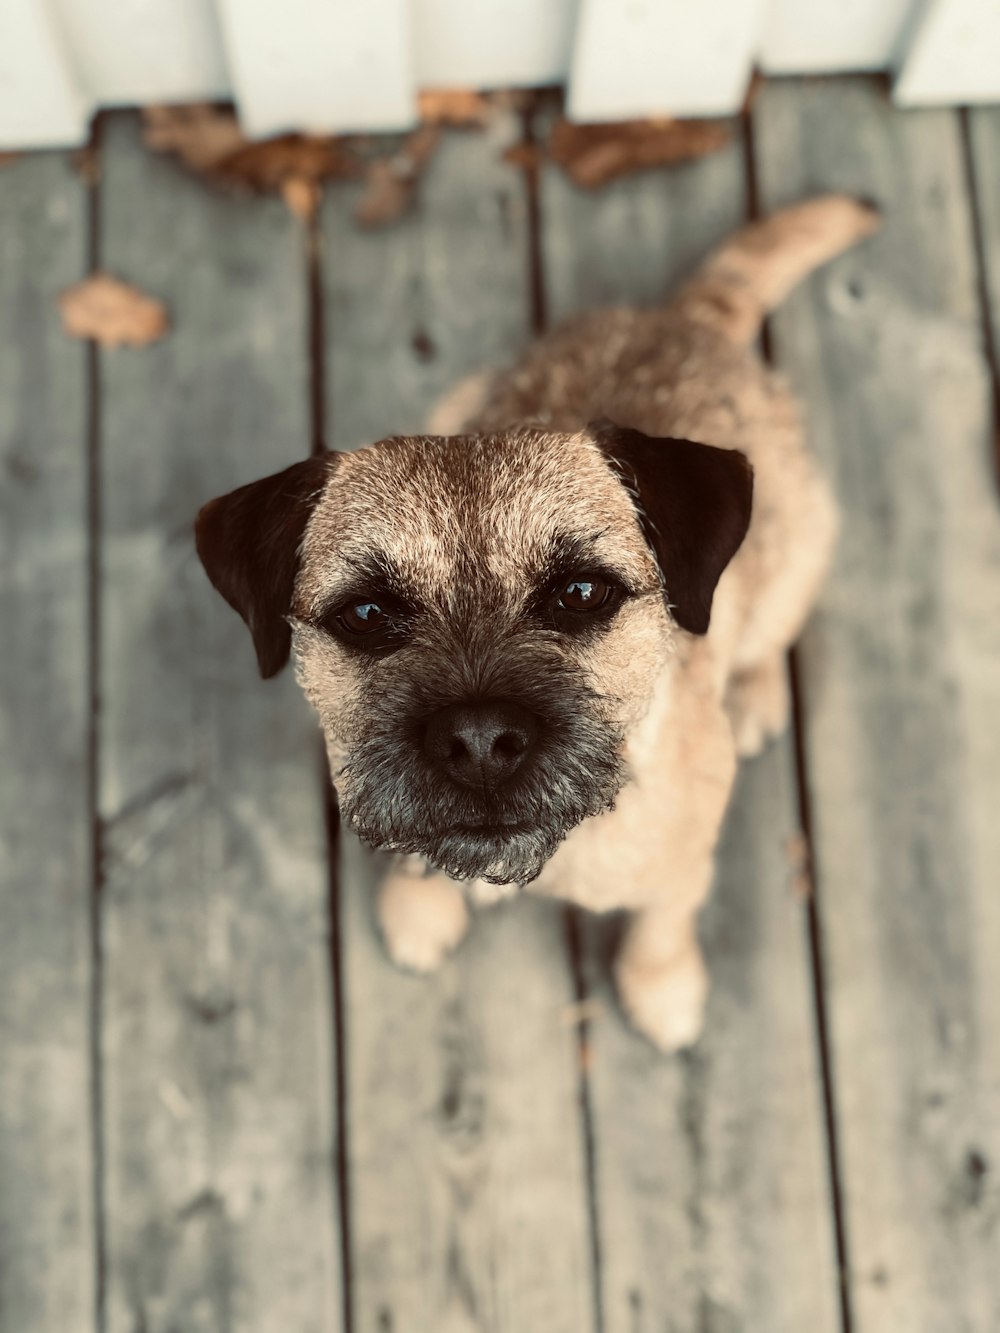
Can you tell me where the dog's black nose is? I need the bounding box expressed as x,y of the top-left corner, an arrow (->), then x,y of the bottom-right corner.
423,700 -> 538,789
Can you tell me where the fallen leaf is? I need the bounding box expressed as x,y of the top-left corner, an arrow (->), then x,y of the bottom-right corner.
354,125 -> 441,229
59,273 -> 169,348
223,133 -> 361,193
784,831 -> 813,902
502,142 -> 542,172
487,88 -> 536,114
547,116 -> 731,189
144,103 -> 448,228
578,1032 -> 593,1074
559,998 -> 602,1028
143,103 -> 248,173
143,103 -> 362,214
418,88 -> 493,126
354,159 -> 411,229
0,152 -> 18,169
741,69 -> 765,115
281,176 -> 319,221
71,144 -> 101,185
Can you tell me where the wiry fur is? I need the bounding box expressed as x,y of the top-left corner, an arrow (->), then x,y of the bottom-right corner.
200,196 -> 879,1050
291,428 -> 664,885
335,634 -> 625,885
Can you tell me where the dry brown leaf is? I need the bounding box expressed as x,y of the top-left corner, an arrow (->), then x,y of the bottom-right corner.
578,1033 -> 593,1074
418,88 -> 493,126
144,103 -> 448,229
487,88 -> 537,114
71,144 -> 101,185
59,273 -> 169,348
547,116 -> 731,189
741,68 -> 765,115
281,176 -> 319,221
502,142 -> 542,172
784,831 -> 814,902
143,103 -> 246,171
143,103 -> 362,201
559,998 -> 602,1028
0,152 -> 19,169
223,134 -> 361,192
354,159 -> 412,229
354,126 -> 441,229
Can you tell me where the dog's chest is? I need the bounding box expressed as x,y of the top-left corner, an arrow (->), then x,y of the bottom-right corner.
528,672 -> 682,912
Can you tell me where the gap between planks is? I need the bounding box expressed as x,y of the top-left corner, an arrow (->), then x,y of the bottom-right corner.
84,112 -> 108,1333
521,90 -> 606,1333
957,109 -> 1000,497
305,196 -> 355,1333
742,110 -> 855,1333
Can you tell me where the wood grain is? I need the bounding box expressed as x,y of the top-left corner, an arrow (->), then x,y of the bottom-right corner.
323,114 -> 598,1333
755,77 -> 1000,1333
968,108 -> 1000,398
0,151 -> 96,1333
540,128 -> 842,1333
96,115 -> 342,1333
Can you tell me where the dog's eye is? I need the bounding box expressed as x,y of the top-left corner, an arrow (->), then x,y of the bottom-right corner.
319,590 -> 412,655
338,599 -> 389,634
558,576 -> 612,613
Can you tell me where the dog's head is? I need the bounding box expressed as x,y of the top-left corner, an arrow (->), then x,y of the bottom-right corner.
196,424 -> 751,885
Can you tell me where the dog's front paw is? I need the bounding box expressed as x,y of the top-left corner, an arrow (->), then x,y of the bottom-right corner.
377,870 -> 470,973
615,946 -> 708,1053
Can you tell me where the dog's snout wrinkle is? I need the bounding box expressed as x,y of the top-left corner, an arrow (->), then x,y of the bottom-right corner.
424,700 -> 538,790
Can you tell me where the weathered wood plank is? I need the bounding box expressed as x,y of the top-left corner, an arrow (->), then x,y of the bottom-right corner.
323,115 -> 597,1333
96,114 -> 342,1333
968,108 -> 1000,387
0,152 -> 95,1333
755,77 -> 1000,1332
541,130 -> 842,1333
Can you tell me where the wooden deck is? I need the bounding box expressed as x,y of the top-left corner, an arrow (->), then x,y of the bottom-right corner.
1,78 -> 999,1333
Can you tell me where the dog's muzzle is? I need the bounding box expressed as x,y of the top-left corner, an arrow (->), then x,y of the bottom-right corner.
335,653 -> 627,886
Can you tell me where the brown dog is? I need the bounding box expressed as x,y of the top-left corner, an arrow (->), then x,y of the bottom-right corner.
196,197 -> 878,1050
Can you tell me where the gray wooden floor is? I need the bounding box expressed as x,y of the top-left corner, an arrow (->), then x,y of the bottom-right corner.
2,77 -> 999,1333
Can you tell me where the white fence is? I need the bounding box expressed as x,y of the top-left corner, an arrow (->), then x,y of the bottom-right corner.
2,0 -> 1000,150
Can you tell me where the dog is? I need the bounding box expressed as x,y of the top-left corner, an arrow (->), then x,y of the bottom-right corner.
196,196 -> 878,1050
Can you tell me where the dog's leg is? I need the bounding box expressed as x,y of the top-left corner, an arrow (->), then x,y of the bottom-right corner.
610,677 -> 736,1052
615,894 -> 710,1052
376,856 -> 470,973
725,653 -> 790,758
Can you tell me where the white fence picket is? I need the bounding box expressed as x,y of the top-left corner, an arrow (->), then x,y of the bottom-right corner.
3,0 -> 1000,153
49,0 -> 230,106
759,0 -> 919,73
0,1 -> 90,149
567,0 -> 767,121
213,0 -> 415,137
412,0 -> 578,88
894,0 -> 1000,104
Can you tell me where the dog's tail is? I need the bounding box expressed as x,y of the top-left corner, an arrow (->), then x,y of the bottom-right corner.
672,194 -> 881,347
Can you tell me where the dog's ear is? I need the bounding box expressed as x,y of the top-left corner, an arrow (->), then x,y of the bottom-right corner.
195,453 -> 334,678
590,420 -> 753,635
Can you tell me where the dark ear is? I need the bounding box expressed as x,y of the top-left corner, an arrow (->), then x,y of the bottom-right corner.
591,420 -> 753,635
195,453 -> 334,678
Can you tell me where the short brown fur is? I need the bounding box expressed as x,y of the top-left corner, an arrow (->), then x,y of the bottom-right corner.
197,196 -> 878,1049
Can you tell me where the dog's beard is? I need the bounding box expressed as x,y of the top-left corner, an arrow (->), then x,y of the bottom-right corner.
334,652 -> 626,886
